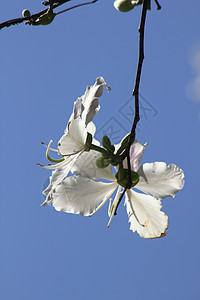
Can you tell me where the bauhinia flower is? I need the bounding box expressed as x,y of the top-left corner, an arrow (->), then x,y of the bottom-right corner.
42,138 -> 184,239
39,77 -> 110,201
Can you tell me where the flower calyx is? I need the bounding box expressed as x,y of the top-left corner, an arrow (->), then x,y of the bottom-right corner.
115,166 -> 139,188
84,132 -> 93,151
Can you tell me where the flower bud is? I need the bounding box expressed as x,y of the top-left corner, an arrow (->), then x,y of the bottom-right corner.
42,1 -> 49,6
113,0 -> 135,12
102,136 -> 114,152
22,9 -> 31,18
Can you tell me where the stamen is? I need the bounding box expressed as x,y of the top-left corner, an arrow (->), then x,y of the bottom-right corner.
37,163 -> 44,167
108,198 -> 113,217
46,140 -> 64,163
107,186 -> 122,228
41,141 -> 58,152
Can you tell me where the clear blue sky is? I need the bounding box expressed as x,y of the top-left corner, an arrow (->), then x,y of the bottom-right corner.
1,1 -> 200,299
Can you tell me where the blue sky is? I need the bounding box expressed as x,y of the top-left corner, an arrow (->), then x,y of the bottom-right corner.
0,1 -> 200,299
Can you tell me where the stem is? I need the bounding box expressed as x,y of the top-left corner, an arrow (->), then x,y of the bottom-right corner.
154,0 -> 161,10
56,0 -> 98,15
117,0 -> 149,214
113,188 -> 127,216
122,0 -> 148,162
89,143 -> 108,156
0,0 -> 98,30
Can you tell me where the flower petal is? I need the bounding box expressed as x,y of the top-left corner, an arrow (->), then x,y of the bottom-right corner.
81,77 -> 110,125
125,189 -> 168,239
58,119 -> 87,155
67,77 -> 109,128
49,176 -> 117,216
136,162 -> 184,199
68,98 -> 83,124
42,152 -> 83,206
123,140 -> 147,171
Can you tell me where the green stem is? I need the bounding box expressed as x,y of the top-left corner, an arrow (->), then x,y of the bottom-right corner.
90,144 -> 108,156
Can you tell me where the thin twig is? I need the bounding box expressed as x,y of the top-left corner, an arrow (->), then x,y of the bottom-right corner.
0,0 -> 98,30
113,188 -> 127,216
121,0 -> 148,163
115,0 -> 148,215
56,0 -> 98,15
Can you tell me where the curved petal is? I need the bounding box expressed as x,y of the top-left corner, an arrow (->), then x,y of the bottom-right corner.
71,150 -> 116,181
81,77 -> 110,125
66,77 -> 110,128
123,140 -> 147,171
42,152 -> 83,206
86,121 -> 96,136
49,176 -> 117,216
136,162 -> 185,200
125,189 -> 168,239
58,119 -> 87,155
68,98 -> 83,126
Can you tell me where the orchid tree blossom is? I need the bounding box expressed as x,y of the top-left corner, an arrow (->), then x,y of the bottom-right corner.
40,77 -> 110,201
42,139 -> 184,239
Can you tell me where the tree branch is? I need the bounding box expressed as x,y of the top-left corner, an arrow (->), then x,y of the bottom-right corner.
0,0 -> 98,30
114,0 -> 149,217
121,0 -> 148,164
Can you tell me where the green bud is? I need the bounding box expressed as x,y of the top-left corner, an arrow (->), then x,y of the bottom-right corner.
96,157 -> 110,169
111,145 -> 115,153
115,168 -> 126,182
102,135 -> 111,149
114,0 -> 143,13
22,9 -> 31,18
42,1 -> 50,6
114,0 -> 135,12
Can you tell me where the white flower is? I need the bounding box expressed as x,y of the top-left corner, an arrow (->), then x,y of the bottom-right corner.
41,77 -> 110,204
42,140 -> 184,239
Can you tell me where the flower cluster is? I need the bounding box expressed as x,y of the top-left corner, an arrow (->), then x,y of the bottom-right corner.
40,77 -> 184,239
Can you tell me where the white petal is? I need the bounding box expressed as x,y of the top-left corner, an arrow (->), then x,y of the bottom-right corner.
136,162 -> 184,199
86,121 -> 96,136
42,152 -> 83,206
123,140 -> 147,171
126,189 -> 168,239
58,119 -> 87,155
68,98 -> 83,125
81,77 -> 110,125
50,176 -> 117,216
71,150 -> 116,181
66,77 -> 110,129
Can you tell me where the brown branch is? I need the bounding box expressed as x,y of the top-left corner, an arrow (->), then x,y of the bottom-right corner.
113,188 -> 127,216
114,0 -> 149,217
0,0 -> 98,30
121,0 -> 148,164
